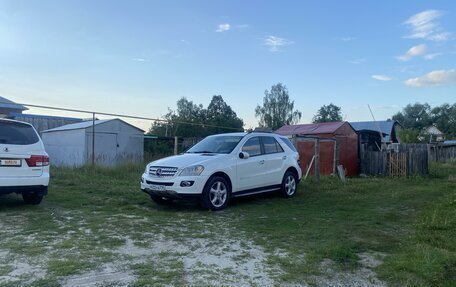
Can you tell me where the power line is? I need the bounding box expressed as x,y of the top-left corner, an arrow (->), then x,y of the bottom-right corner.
0,101 -> 244,131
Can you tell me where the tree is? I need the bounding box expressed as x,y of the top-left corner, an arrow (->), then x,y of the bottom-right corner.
397,128 -> 421,143
392,103 -> 432,131
149,97 -> 206,138
206,95 -> 244,134
149,96 -> 244,137
430,103 -> 456,139
254,83 -> 302,130
391,102 -> 456,141
312,103 -> 343,123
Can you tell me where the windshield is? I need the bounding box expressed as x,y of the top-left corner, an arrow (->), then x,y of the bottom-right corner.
186,135 -> 243,154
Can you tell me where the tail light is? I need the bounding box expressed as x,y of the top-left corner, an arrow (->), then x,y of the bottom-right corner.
25,155 -> 50,167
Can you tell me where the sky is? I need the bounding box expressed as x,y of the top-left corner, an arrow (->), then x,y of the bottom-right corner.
1,0 -> 455,130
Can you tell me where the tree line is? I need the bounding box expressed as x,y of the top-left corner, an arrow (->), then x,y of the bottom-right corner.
149,95 -> 244,138
149,83 -> 455,141
393,103 -> 456,142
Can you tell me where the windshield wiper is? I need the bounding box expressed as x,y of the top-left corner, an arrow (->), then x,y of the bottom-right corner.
189,151 -> 215,154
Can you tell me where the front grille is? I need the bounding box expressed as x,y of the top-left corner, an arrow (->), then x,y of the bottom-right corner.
149,166 -> 178,178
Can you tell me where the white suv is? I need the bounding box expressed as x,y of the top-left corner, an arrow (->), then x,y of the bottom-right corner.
0,119 -> 50,204
141,132 -> 302,210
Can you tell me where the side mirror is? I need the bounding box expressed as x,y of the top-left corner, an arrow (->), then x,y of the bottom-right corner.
239,151 -> 250,159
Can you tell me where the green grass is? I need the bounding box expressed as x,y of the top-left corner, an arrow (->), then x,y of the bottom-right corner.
0,162 -> 455,286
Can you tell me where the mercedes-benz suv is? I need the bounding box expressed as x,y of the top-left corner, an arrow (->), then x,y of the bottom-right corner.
141,132 -> 302,210
0,119 -> 50,204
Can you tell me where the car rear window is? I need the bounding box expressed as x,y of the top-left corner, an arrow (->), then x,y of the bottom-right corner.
280,137 -> 297,152
0,121 -> 39,145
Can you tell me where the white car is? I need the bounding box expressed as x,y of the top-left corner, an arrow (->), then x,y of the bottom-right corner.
141,132 -> 302,210
0,119 -> 50,204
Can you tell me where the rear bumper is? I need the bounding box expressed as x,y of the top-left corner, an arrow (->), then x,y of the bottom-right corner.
0,173 -> 49,195
0,185 -> 48,196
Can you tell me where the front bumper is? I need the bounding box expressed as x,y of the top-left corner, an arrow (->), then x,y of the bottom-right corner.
140,172 -> 208,199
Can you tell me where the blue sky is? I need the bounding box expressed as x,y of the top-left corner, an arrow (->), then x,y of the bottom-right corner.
1,0 -> 455,129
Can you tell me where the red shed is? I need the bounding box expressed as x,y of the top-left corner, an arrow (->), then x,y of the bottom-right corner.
276,122 -> 358,176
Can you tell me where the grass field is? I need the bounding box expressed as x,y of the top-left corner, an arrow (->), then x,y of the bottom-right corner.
0,162 -> 455,286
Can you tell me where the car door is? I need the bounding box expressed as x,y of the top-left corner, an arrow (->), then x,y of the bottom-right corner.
235,136 -> 267,192
261,136 -> 286,185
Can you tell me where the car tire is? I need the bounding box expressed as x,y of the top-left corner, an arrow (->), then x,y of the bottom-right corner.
22,193 -> 43,205
202,176 -> 230,211
281,171 -> 298,198
150,193 -> 173,205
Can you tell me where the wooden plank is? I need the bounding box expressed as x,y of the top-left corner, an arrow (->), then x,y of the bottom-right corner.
315,138 -> 320,181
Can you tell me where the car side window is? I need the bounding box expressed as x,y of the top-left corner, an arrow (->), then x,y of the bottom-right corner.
262,136 -> 284,154
242,137 -> 262,156
280,137 -> 297,152
275,139 -> 284,152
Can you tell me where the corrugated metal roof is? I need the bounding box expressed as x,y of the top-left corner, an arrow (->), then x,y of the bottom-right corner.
8,113 -> 83,121
42,119 -> 111,132
349,121 -> 397,135
42,118 -> 145,133
275,122 -> 346,135
0,96 -> 28,111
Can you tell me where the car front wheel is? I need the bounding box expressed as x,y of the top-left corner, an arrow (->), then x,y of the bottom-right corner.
281,171 -> 297,198
202,176 -> 230,211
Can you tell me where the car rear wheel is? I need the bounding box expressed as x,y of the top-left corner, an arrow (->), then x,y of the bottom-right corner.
281,171 -> 297,198
22,193 -> 43,205
202,176 -> 230,211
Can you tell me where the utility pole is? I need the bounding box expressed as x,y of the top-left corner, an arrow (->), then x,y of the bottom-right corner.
92,113 -> 96,166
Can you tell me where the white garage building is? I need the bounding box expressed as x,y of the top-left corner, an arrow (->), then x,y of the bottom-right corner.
42,119 -> 144,167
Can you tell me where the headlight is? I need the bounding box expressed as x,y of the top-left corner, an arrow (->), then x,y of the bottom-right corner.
144,164 -> 150,173
179,165 -> 205,176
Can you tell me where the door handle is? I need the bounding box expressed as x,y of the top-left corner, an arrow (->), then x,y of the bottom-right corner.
282,156 -> 287,160
259,160 -> 265,164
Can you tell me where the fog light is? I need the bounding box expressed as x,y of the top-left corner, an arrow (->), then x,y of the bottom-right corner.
180,181 -> 194,187
140,177 -> 144,183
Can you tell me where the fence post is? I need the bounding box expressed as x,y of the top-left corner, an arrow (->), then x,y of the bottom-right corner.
92,112 -> 95,167
333,140 -> 337,175
174,136 -> 178,155
315,138 -> 320,181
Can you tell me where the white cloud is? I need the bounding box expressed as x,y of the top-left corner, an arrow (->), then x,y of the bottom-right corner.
403,10 -> 452,41
338,36 -> 357,42
396,44 -> 427,61
262,35 -> 293,52
347,59 -> 366,64
132,57 -> 147,62
423,52 -> 443,60
216,23 -> 231,32
405,69 -> 456,87
372,74 -> 393,81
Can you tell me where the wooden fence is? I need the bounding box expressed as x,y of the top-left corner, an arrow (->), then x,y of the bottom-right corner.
428,144 -> 456,162
360,144 -> 428,177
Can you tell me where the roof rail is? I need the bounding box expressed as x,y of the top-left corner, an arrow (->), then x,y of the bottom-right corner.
252,127 -> 273,133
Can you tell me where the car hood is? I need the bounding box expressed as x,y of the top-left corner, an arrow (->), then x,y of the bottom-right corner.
149,153 -> 227,168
